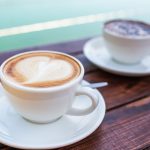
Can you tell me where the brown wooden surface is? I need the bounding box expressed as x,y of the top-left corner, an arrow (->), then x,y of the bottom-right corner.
0,37 -> 150,150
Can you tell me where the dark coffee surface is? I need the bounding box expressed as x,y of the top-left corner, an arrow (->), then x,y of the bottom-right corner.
105,20 -> 150,37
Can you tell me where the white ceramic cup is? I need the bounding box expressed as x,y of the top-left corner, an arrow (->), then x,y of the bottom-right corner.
103,20 -> 150,64
0,51 -> 99,123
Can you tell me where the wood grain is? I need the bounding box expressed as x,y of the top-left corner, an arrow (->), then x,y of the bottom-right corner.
84,70 -> 150,110
59,96 -> 150,150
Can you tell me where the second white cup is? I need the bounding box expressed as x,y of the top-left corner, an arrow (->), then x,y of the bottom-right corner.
103,20 -> 150,64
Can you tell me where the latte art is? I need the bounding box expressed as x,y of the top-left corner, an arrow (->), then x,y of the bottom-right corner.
16,57 -> 74,85
3,52 -> 81,87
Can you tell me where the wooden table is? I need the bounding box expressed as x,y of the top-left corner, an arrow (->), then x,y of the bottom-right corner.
0,38 -> 150,150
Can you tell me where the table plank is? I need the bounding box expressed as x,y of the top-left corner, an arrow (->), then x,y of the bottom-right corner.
76,54 -> 97,73
0,37 -> 90,61
84,71 -> 150,110
59,96 -> 150,150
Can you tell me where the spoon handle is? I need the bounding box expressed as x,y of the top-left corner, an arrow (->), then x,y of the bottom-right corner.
86,82 -> 108,89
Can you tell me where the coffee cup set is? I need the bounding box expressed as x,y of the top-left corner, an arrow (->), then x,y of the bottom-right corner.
0,19 -> 149,149
0,50 -> 106,149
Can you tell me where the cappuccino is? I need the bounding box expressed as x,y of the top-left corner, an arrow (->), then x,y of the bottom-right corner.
0,51 -> 99,123
3,52 -> 81,87
104,20 -> 150,38
103,19 -> 150,64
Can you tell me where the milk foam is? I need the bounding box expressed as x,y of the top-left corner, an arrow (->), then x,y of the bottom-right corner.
4,53 -> 80,87
16,56 -> 74,84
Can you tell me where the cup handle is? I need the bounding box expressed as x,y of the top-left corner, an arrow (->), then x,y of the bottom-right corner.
67,86 -> 99,116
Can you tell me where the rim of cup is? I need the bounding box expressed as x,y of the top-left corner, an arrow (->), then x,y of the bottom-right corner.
0,50 -> 84,93
103,19 -> 150,40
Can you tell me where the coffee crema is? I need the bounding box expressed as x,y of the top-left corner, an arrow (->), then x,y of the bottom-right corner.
3,52 -> 81,88
104,20 -> 150,38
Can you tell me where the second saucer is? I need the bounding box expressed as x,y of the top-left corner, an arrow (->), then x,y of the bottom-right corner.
83,37 -> 150,76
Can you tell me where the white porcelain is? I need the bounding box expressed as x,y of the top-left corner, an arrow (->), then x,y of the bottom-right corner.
0,51 -> 99,123
84,37 -> 150,76
103,21 -> 150,64
0,81 -> 106,149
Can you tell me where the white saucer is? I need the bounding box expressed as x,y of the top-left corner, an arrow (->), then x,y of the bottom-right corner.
84,37 -> 150,76
0,81 -> 106,149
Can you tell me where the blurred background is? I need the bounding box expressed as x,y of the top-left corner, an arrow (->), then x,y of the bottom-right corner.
0,0 -> 150,52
